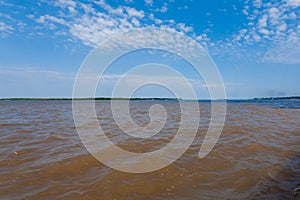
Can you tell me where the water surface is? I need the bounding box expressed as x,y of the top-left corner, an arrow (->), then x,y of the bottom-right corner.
0,100 -> 299,199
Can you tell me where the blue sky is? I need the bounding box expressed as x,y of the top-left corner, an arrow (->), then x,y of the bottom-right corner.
0,0 -> 299,99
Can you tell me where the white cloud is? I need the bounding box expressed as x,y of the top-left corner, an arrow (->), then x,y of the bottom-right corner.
80,3 -> 95,13
36,14 -> 66,25
268,7 -> 280,25
259,28 -> 269,35
0,21 -> 13,31
253,34 -> 261,41
2,0 -> 207,56
68,6 -> 77,13
195,33 -> 210,48
131,18 -> 140,27
243,5 -> 249,15
124,7 -> 144,18
1,0 -> 299,65
177,23 -> 193,33
67,7 -> 138,46
228,0 -> 300,63
285,0 -> 300,7
154,18 -> 163,25
161,4 -> 168,13
0,21 -> 14,37
96,0 -> 125,16
28,0 -> 203,50
53,0 -> 78,14
277,23 -> 287,31
0,1 -> 13,7
289,12 -> 297,19
155,3 -> 168,13
144,0 -> 153,6
253,0 -> 262,8
233,29 -> 247,43
149,13 -> 154,20
54,0 -> 76,8
258,14 -> 268,28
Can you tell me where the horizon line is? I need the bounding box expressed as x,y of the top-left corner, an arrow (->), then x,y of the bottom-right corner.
0,96 -> 299,101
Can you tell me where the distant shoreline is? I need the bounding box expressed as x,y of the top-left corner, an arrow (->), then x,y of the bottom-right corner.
0,97 -> 181,101
0,96 -> 299,101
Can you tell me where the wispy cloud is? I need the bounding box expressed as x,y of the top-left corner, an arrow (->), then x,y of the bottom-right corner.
225,0 -> 300,64
1,0 -> 300,64
155,2 -> 168,13
0,67 -> 67,78
0,21 -> 14,37
25,0 -> 205,49
285,0 -> 300,7
144,0 -> 153,6
36,14 -> 67,25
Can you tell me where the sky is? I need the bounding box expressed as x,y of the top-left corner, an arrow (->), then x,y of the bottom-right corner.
0,0 -> 299,99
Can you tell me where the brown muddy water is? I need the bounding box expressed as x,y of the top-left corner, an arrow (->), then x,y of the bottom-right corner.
0,100 -> 299,200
